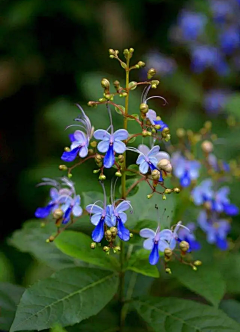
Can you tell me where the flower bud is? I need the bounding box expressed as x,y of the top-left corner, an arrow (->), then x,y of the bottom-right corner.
179,241 -> 189,252
165,267 -> 172,274
130,232 -> 133,238
103,246 -> 109,252
64,147 -> 70,152
140,103 -> 149,114
164,188 -> 172,194
68,173 -> 72,178
173,187 -> 180,193
88,101 -> 96,107
147,131 -> 152,136
95,154 -> 102,163
151,169 -> 160,180
162,127 -> 170,138
59,165 -> 68,171
147,194 -> 153,199
204,121 -> 212,130
115,171 -> 122,177
150,80 -> 159,88
194,260 -> 202,266
138,61 -> 145,68
164,248 -> 173,257
90,141 -> 97,148
114,80 -> 120,89
110,227 -> 117,235
157,159 -> 172,173
105,230 -> 112,237
155,124 -> 161,130
91,242 -> 96,249
88,149 -> 94,155
101,78 -> 110,90
118,155 -> 124,163
109,49 -> 115,55
192,266 -> 197,271
147,68 -> 156,79
201,140 -> 213,153
114,245 -> 121,252
176,128 -> 185,138
142,130 -> 148,137
48,235 -> 55,242
162,195 -> 167,200
52,208 -> 63,219
99,174 -> 106,180
93,169 -> 100,174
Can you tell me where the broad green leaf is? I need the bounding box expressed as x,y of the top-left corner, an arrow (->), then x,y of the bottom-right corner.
173,264 -> 225,307
125,164 -> 139,176
127,249 -> 159,278
9,220 -> 77,270
220,300 -> 240,324
55,231 -> 120,271
82,191 -> 104,206
127,181 -> 175,229
219,254 -> 240,294
10,267 -> 119,332
0,283 -> 24,331
133,297 -> 240,331
225,93 -> 240,118
119,178 -> 140,197
0,252 -> 15,283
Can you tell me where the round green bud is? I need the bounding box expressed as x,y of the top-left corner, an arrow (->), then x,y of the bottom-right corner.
121,92 -> 127,97
99,174 -> 106,180
147,68 -> 156,79
52,208 -> 63,219
176,128 -> 185,138
164,248 -> 173,257
95,154 -> 102,163
142,130 -> 148,137
103,246 -> 109,252
173,188 -> 180,193
87,101 -> 96,107
114,246 -> 121,251
99,97 -> 107,102
162,195 -> 167,200
152,169 -> 160,181
138,61 -> 145,68
101,78 -> 110,90
194,260 -> 202,266
64,147 -> 70,152
157,159 -> 172,173
147,194 -> 153,199
109,55 -> 114,59
68,173 -> 72,178
59,165 -> 68,171
130,232 -> 133,238
147,131 -> 152,136
165,268 -> 172,274
192,266 -> 197,271
110,227 -> 117,235
40,222 -> 45,228
152,128 -> 156,134
140,103 -> 149,114
93,169 -> 100,174
201,140 -> 213,153
118,155 -> 124,163
114,80 -> 120,88
162,127 -> 170,138
115,171 -> 122,177
129,48 -> 134,53
155,124 -> 161,130
88,149 -> 94,155
180,241 -> 190,252
105,230 -> 112,237
109,49 -> 115,55
164,188 -> 172,194
91,242 -> 96,249
48,235 -> 55,242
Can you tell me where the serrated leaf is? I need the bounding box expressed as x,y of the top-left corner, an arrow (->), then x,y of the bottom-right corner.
0,283 -> 24,331
9,220 -> 77,270
55,231 -> 120,271
173,264 -> 225,307
133,297 -> 240,331
10,267 -> 119,332
127,249 -> 159,278
127,181 -> 175,229
220,300 -> 240,324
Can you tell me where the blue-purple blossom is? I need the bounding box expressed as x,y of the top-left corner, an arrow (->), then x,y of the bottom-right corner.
128,145 -> 160,175
144,51 -> 177,77
220,27 -> 240,55
210,0 -> 235,23
140,227 -> 174,265
171,152 -> 201,187
191,179 -> 214,205
178,222 -> 201,251
178,10 -> 207,41
198,210 -> 230,250
190,45 -> 229,75
146,109 -> 168,132
204,89 -> 229,115
35,177 -> 82,223
61,105 -> 93,162
94,129 -> 128,168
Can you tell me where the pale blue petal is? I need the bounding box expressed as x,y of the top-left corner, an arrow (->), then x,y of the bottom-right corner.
79,146 -> 88,158
140,228 -> 155,239
74,195 -> 80,205
113,129 -> 128,140
118,212 -> 127,223
116,200 -> 131,213
91,213 -> 102,225
169,238 -> 177,250
189,161 -> 201,179
149,156 -> 158,167
158,239 -> 169,252
138,144 -> 150,155
216,186 -> 230,203
73,130 -> 86,144
94,129 -> 111,140
113,140 -> 126,153
105,214 -> 116,227
72,205 -> 83,217
86,204 -> 103,214
71,141 -> 81,149
207,231 -> 216,244
136,154 -> 145,165
139,161 -> 149,174
61,202 -> 71,212
98,140 -> 109,153
148,145 -> 160,157
155,151 -> 170,162
143,238 -> 154,250
50,188 -> 59,200
159,229 -> 173,242
174,162 -> 185,178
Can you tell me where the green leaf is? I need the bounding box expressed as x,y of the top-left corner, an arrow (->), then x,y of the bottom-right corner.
115,104 -> 125,115
173,264 -> 225,307
125,164 -> 139,176
10,267 -> 119,332
127,113 -> 139,120
55,231 -> 120,271
220,300 -> 240,324
133,297 -> 240,331
9,220 -> 77,270
225,93 -> 240,118
119,178 -> 140,197
0,283 -> 24,331
51,323 -> 67,332
0,252 -> 15,283
127,181 -> 175,229
219,254 -> 240,294
127,249 -> 159,278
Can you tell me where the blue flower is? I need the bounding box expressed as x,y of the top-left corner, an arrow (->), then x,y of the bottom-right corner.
61,194 -> 82,224
214,187 -> 239,216
178,10 -> 207,41
178,222 -> 201,251
190,45 -> 229,75
172,152 -> 201,187
203,89 -> 229,115
220,26 -> 240,55
146,109 -> 168,132
86,203 -> 110,242
143,51 -> 177,77
94,129 -> 128,168
191,179 -> 214,205
210,0 -> 235,23
198,210 -> 230,250
128,145 -> 160,175
140,227 -> 174,265
61,105 -> 93,162
35,187 -> 62,218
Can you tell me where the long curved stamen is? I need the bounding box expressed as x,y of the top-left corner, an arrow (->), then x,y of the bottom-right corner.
126,147 -> 143,155
65,124 -> 86,131
89,200 -> 104,215
57,194 -> 73,203
100,181 -> 107,209
37,178 -> 60,188
107,104 -> 114,135
142,85 -> 151,103
61,177 -> 76,196
145,95 -> 168,106
111,178 -> 118,206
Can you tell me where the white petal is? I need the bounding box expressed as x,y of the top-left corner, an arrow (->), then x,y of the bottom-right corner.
73,205 -> 83,217
74,130 -> 86,143
155,151 -> 170,162
119,212 -> 127,223
158,239 -> 169,252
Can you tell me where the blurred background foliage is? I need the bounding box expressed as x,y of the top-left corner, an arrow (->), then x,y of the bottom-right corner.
1,0 -> 240,328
